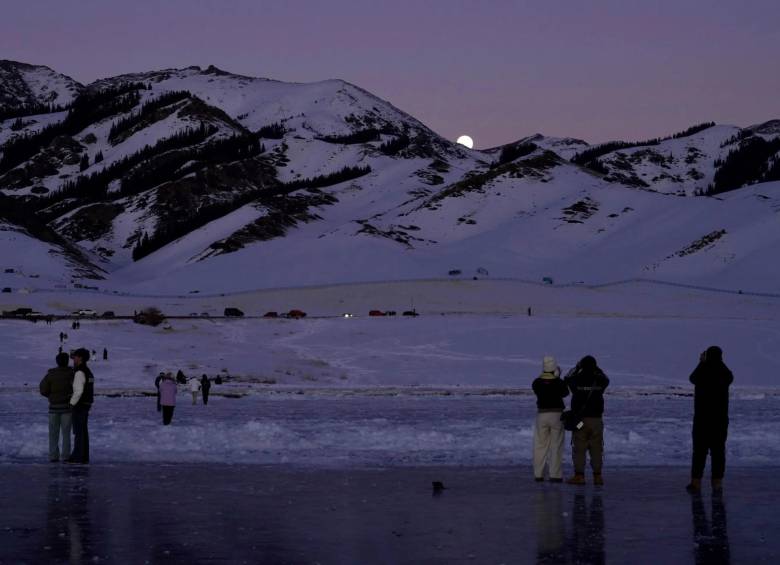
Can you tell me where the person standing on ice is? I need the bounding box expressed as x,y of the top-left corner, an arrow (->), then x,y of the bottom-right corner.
66,348 -> 94,464
154,372 -> 164,412
159,373 -> 178,425
200,374 -> 211,406
532,356 -> 569,482
565,356 -> 609,486
103,348 -> 108,361
686,346 -> 734,493
189,376 -> 201,405
39,352 -> 74,462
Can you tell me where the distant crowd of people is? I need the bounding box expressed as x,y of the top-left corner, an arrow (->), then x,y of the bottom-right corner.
154,370 -> 218,425
531,346 -> 733,492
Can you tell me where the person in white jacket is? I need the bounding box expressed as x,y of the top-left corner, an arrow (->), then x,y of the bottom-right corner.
189,376 -> 201,405
531,356 -> 569,482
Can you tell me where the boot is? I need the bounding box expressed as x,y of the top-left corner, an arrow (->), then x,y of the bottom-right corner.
711,478 -> 723,491
549,478 -> 563,483
686,478 -> 702,493
534,477 -> 544,482
567,474 -> 586,485
593,473 -> 604,486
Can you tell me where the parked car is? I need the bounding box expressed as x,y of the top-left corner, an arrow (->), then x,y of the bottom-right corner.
542,277 -> 554,285
263,311 -> 279,318
1,287 -> 11,293
76,309 -> 98,317
189,312 -> 199,317
402,310 -> 420,317
288,309 -> 307,319
2,308 -> 32,317
3,268 -> 14,274
342,313 -> 354,318
385,311 -> 397,316
448,269 -> 462,276
200,312 -> 210,318
369,310 -> 384,317
224,307 -> 244,317
101,311 -> 116,318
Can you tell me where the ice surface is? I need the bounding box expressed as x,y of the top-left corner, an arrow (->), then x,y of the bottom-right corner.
0,464 -> 776,564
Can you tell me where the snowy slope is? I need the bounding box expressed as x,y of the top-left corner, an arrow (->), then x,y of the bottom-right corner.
584,123 -> 780,196
0,60 -> 82,111
0,221 -> 96,289
1,60 -> 780,295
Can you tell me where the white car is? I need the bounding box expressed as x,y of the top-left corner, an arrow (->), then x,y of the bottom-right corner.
76,309 -> 98,317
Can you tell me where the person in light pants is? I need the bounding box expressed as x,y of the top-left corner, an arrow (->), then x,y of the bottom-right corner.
190,377 -> 201,405
532,356 -> 569,482
39,353 -> 74,462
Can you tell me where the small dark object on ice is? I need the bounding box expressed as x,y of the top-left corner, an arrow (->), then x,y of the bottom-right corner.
432,481 -> 446,493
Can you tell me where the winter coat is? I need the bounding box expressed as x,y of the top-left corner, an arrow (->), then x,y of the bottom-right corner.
201,377 -> 211,392
71,365 -> 94,409
189,378 -> 201,393
159,379 -> 178,406
39,367 -> 74,413
690,359 -> 733,425
565,365 -> 609,418
532,372 -> 569,412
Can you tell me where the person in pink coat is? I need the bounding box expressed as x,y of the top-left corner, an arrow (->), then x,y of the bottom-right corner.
159,372 -> 177,425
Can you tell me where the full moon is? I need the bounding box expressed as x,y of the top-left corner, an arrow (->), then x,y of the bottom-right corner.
456,135 -> 474,149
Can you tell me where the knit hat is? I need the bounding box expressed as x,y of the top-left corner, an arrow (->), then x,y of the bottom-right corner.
542,356 -> 559,374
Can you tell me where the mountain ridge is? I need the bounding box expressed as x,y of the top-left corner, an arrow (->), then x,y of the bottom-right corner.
1,59 -> 779,294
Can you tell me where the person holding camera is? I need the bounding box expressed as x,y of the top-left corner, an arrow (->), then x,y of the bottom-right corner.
564,356 -> 609,486
686,346 -> 734,493
532,356 -> 569,482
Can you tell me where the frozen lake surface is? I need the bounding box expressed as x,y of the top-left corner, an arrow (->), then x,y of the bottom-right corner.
0,463 -> 776,564
2,392 -> 780,468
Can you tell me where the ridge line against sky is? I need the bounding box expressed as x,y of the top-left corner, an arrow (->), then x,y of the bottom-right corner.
2,0 -> 779,147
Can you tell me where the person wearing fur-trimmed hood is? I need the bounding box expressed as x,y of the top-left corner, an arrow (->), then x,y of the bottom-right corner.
532,356 -> 569,482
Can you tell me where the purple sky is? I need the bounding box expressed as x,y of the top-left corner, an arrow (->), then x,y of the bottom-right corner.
2,0 -> 778,147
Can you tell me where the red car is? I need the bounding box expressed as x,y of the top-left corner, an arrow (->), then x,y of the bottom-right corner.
288,309 -> 307,319
263,311 -> 279,318
368,310 -> 384,317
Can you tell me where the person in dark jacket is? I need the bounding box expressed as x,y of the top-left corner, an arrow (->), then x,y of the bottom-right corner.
200,374 -> 211,406
39,353 -> 74,462
564,355 -> 610,486
155,372 -> 164,412
532,356 -> 569,482
686,346 -> 734,493
103,348 -> 108,361
66,348 -> 94,464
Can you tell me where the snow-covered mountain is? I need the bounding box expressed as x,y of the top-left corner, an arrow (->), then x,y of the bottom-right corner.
0,60 -> 82,111
1,60 -> 779,294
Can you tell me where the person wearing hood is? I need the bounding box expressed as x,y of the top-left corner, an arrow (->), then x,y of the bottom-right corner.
687,346 -> 734,493
565,355 -> 609,486
39,352 -> 74,462
532,356 -> 569,482
159,373 -> 178,425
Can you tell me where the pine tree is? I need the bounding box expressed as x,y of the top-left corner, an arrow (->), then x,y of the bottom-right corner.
79,154 -> 90,172
94,151 -> 104,164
